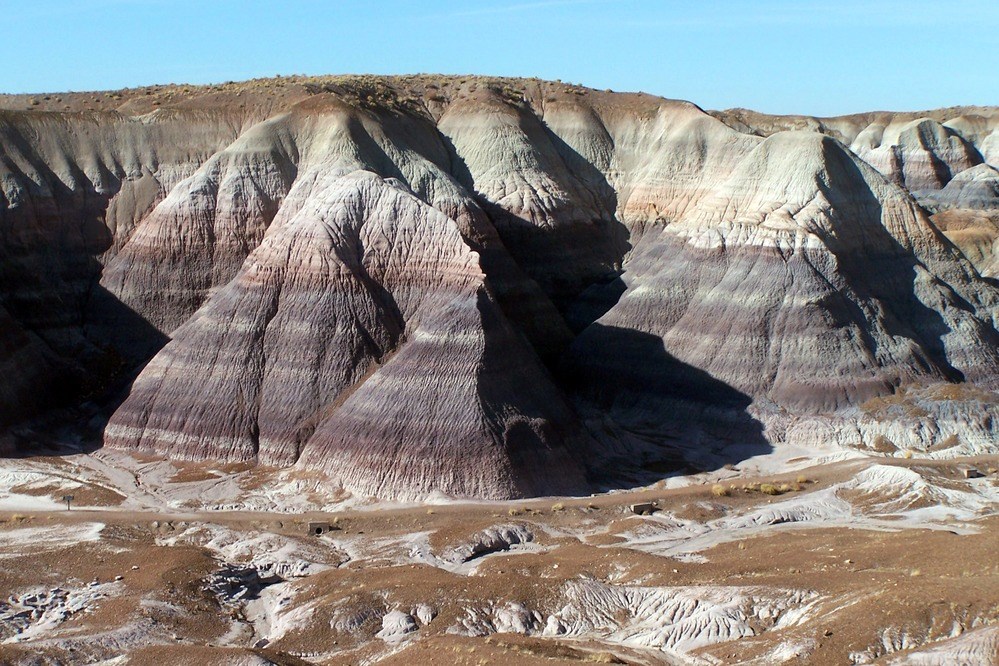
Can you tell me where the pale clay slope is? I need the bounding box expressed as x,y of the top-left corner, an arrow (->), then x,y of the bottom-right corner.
924,164 -> 999,278
713,105 -> 999,278
1,77 -> 998,499
885,626 -> 999,666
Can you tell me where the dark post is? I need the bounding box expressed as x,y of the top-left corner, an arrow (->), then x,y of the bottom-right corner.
63,494 -> 74,510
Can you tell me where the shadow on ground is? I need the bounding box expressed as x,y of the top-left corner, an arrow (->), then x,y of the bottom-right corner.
559,324 -> 773,490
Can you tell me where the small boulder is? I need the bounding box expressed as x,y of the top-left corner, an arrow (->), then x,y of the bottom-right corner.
377,610 -> 418,642
630,502 -> 657,515
413,604 -> 436,625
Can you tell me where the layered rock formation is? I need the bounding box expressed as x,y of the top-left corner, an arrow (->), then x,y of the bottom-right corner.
711,106 -> 999,279
922,164 -> 999,278
1,76 -> 998,497
711,106 -> 999,170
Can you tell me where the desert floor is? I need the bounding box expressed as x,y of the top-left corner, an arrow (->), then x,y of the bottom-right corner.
1,445 -> 996,665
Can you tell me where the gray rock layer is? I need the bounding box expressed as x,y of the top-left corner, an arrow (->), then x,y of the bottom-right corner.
1,76 -> 998,496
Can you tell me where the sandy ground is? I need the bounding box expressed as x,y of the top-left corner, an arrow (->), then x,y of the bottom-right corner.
0,446 -> 996,665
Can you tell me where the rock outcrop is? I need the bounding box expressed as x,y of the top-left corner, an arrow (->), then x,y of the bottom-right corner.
2,76 -> 998,498
921,164 -> 999,278
925,163 -> 999,211
850,118 -> 983,193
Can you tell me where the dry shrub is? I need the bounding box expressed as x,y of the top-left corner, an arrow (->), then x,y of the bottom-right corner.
870,434 -> 898,454
551,502 -> 565,512
929,383 -> 998,403
760,483 -> 782,496
508,507 -> 523,517
711,484 -> 729,497
930,434 -> 960,451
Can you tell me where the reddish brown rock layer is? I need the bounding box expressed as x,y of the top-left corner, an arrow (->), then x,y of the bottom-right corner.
1,76 -> 998,497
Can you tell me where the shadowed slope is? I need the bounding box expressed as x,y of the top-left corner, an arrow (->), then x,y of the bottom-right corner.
564,132 -> 999,418
105,169 -> 485,465
299,288 -> 589,500
1,76 -> 998,497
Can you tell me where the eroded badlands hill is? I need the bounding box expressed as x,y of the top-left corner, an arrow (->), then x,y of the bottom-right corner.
1,75 -> 998,498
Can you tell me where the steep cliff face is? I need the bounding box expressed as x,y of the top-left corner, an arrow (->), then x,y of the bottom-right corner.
2,76 -> 997,497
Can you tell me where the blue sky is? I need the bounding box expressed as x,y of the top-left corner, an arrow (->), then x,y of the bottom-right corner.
2,0 -> 997,115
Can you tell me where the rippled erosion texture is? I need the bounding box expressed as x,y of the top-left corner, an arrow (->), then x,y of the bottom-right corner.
2,75 -> 999,500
